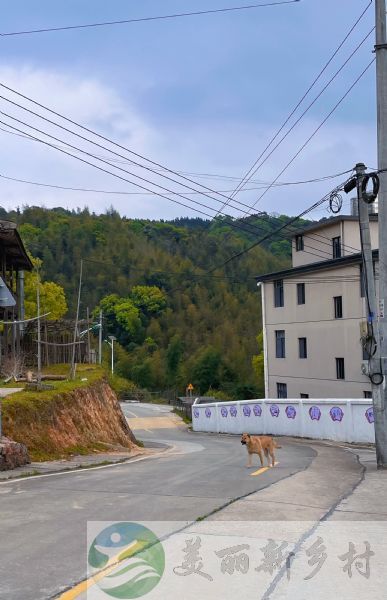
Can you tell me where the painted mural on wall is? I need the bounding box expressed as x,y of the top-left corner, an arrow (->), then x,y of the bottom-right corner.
220,406 -> 228,418
285,406 -> 297,419
365,407 -> 374,424
309,406 -> 321,421
193,408 -> 199,419
253,405 -> 262,417
205,408 -> 212,418
330,406 -> 344,422
270,404 -> 280,418
243,405 -> 251,417
230,406 -> 238,418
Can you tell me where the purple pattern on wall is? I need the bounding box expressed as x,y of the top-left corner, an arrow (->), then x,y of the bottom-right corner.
286,406 -> 297,419
205,408 -> 212,418
230,405 -> 238,417
309,406 -> 321,421
221,406 -> 228,418
330,406 -> 344,422
253,405 -> 262,417
193,408 -> 199,419
270,404 -> 280,418
365,407 -> 374,424
243,405 -> 251,417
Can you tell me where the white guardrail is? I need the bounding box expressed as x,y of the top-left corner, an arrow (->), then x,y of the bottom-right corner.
192,399 -> 375,444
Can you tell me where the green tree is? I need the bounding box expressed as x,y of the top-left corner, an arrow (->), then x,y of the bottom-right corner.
130,286 -> 167,316
24,261 -> 68,320
192,347 -> 222,393
166,334 -> 184,384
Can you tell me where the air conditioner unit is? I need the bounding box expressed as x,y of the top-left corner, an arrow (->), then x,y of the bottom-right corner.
361,361 -> 370,376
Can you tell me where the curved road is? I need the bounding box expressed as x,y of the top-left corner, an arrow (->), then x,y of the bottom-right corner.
0,403 -> 362,599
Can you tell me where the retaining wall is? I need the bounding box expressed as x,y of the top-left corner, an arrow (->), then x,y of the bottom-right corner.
192,399 -> 375,444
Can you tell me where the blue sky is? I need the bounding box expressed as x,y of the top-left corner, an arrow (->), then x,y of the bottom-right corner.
0,0 -> 378,219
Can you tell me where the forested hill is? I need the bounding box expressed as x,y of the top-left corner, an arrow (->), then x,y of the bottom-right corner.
5,206 -> 311,398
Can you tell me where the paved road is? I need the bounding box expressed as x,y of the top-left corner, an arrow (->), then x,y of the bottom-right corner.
0,403 -> 360,599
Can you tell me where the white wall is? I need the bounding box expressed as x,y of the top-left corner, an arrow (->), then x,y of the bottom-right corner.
192,399 -> 375,444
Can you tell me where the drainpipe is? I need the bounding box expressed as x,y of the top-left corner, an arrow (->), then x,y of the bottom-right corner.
258,282 -> 269,398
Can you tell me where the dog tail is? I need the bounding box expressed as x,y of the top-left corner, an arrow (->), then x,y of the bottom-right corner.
274,440 -> 282,448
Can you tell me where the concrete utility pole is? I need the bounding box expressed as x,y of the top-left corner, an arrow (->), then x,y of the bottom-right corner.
36,270 -> 42,386
375,0 -> 387,467
70,259 -> 83,380
355,163 -> 385,462
98,310 -> 103,365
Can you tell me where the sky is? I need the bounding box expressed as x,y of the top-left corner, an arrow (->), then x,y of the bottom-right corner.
0,0 -> 378,220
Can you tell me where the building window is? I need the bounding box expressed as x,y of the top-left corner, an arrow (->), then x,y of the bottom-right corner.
295,234 -> 304,252
364,391 -> 372,399
297,282 -> 305,305
300,393 -> 309,398
334,296 -> 343,319
274,279 -> 284,307
336,357 -> 345,380
275,330 -> 286,358
332,236 -> 342,259
298,337 -> 307,359
277,383 -> 287,399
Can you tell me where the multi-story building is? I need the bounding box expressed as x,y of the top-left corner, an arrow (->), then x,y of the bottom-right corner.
256,214 -> 379,399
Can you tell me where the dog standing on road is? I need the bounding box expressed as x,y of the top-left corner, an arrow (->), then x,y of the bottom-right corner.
241,433 -> 281,468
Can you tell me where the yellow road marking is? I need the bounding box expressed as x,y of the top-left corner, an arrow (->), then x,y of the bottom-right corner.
250,462 -> 279,476
59,541 -> 142,599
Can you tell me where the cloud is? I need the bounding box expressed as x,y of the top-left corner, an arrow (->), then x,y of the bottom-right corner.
0,64 -> 377,221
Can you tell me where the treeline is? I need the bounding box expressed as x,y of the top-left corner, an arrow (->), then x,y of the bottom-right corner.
4,206 -> 310,398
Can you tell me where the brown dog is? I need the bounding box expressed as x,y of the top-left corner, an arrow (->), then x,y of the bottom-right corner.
241,433 -> 281,468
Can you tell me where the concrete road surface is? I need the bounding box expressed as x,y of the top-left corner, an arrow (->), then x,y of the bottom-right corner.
0,403 -> 363,599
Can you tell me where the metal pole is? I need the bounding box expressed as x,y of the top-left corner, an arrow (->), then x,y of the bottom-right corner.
36,270 -> 42,386
111,338 -> 114,375
375,0 -> 387,467
86,306 -> 91,363
99,310 -> 103,365
70,259 -> 83,380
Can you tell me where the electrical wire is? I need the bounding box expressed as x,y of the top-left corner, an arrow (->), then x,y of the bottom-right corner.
0,109 -> 356,263
216,1 -> 374,214
247,58 -> 375,212
0,82 -> 361,261
0,1 -> 301,36
0,83 -> 372,263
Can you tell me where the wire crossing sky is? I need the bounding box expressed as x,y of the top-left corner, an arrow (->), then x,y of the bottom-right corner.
0,0 -> 377,220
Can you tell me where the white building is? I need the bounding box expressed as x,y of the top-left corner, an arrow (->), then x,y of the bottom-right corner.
256,215 -> 379,399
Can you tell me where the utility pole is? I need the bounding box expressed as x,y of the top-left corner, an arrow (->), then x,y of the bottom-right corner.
99,310 -> 103,365
375,0 -> 387,468
36,270 -> 42,386
70,259 -> 83,380
86,306 -> 91,363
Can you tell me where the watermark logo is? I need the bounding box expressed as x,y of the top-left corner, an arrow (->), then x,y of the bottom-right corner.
88,522 -> 165,598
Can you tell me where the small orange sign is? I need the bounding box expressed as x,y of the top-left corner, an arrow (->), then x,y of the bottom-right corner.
187,383 -> 194,391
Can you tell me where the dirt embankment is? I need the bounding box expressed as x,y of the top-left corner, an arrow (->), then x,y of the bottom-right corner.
3,379 -> 139,461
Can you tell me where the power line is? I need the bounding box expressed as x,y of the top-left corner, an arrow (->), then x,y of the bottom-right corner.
0,81 -> 358,260
0,110 -> 363,265
0,1 -> 301,37
0,84 -> 367,263
0,107 -> 353,263
216,1 -> 373,214
0,169 -> 353,197
247,58 -> 375,212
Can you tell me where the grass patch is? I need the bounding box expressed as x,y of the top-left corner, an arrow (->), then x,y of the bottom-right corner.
173,408 -> 192,425
2,365 -> 105,410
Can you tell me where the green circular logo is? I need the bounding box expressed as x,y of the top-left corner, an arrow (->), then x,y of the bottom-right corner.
88,522 -> 165,599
